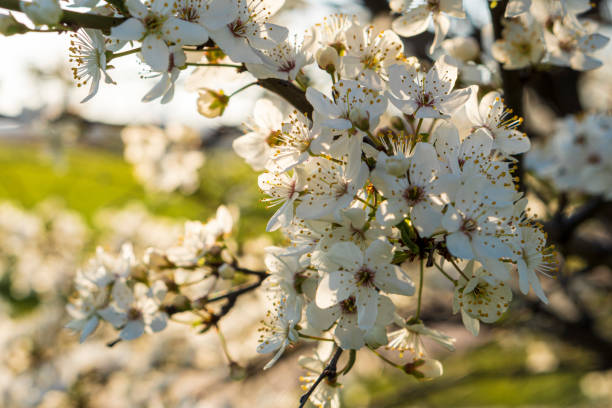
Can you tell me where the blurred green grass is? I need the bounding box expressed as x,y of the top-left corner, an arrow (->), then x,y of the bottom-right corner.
0,141 -> 271,241
345,341 -> 595,407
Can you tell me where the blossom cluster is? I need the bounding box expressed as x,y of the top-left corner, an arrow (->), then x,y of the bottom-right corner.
0,200 -> 88,297
526,113 -> 612,199
227,16 -> 559,402
389,0 -> 609,72
66,205 -> 237,342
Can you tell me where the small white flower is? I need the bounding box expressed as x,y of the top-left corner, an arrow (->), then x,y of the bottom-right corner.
233,98 -> 285,171
142,45 -> 187,104
315,240 -> 414,331
389,0 -> 465,53
209,0 -> 288,64
341,24 -> 404,90
69,29 -> 122,103
259,171 -> 304,232
492,19 -> 545,70
464,89 -> 531,155
245,37 -> 312,81
111,0 -> 209,71
99,280 -> 168,340
21,0 -> 62,26
307,294 -> 395,350
387,55 -> 471,119
372,142 -> 448,236
544,19 -> 609,71
296,157 -> 368,221
257,295 -> 301,369
267,109 -> 330,173
452,262 -> 513,331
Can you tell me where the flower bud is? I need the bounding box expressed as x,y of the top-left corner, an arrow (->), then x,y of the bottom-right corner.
218,263 -> 235,280
197,89 -> 229,118
20,0 -> 62,26
0,13 -> 29,36
316,46 -> 340,74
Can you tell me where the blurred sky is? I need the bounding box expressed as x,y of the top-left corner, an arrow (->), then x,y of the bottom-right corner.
0,0 -> 365,130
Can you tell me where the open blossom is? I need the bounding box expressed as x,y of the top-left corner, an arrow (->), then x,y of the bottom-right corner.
267,110 -> 329,173
492,19 -> 545,70
543,19 -> 609,71
305,13 -> 354,72
307,294 -> 395,349
209,0 -> 288,64
99,280 -> 168,340
110,0 -> 209,71
259,171 -> 304,231
246,37 -> 312,81
341,24 -> 404,90
20,0 -> 62,25
387,55 -> 470,119
69,29 -> 123,103
142,45 -> 187,104
389,0 -> 465,54
296,157 -> 368,221
442,175 -> 515,280
464,89 -> 531,155
315,240 -> 414,331
306,79 -> 387,132
257,295 -> 301,369
172,0 -> 237,34
453,262 -> 513,334
233,98 -> 285,171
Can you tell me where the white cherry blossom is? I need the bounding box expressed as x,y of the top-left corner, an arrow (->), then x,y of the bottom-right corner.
256,295 -> 301,369
387,55 -> 471,119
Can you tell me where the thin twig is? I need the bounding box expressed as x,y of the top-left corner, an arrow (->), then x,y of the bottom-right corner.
299,346 -> 343,408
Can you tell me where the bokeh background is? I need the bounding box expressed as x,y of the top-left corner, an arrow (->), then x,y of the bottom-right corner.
1,0 -> 611,407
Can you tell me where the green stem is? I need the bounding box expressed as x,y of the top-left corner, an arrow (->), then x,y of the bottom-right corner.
298,333 -> 335,342
368,347 -> 401,368
186,62 -> 244,69
449,257 -> 470,280
229,81 -> 258,97
433,262 -> 457,285
215,324 -> 234,363
0,0 -> 126,31
108,47 -> 141,61
415,258 -> 424,319
354,196 -> 376,209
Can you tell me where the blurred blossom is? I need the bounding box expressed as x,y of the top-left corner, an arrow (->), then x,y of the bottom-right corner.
121,124 -> 206,194
580,370 -> 612,402
525,340 -> 559,373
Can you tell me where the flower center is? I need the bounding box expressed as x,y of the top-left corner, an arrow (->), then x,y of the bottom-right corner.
460,218 -> 478,236
340,296 -> 357,314
403,185 -> 425,206
266,130 -> 283,146
127,307 -> 142,321
354,266 -> 375,287
144,14 -> 165,33
177,6 -> 200,22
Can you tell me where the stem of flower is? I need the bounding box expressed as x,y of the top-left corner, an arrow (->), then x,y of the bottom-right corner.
415,258 -> 425,319
228,81 -> 258,98
186,62 -> 244,69
215,323 -> 234,364
368,347 -> 402,368
449,257 -> 470,280
108,47 -> 141,61
354,196 -> 376,210
433,262 -> 457,285
298,333 -> 335,342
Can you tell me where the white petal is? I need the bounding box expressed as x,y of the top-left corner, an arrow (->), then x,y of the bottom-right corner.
142,35 -> 170,72
111,18 -> 146,40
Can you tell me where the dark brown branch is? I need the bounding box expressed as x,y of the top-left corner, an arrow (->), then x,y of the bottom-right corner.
299,346 -> 343,408
0,0 -> 126,32
490,0 -> 528,193
257,78 -> 313,117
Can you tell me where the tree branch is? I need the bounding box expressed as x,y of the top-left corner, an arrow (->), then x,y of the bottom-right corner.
299,346 -> 343,408
0,0 -> 126,31
257,78 -> 313,117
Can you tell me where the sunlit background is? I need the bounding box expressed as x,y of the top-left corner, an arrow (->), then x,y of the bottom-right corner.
1,0 -> 611,407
